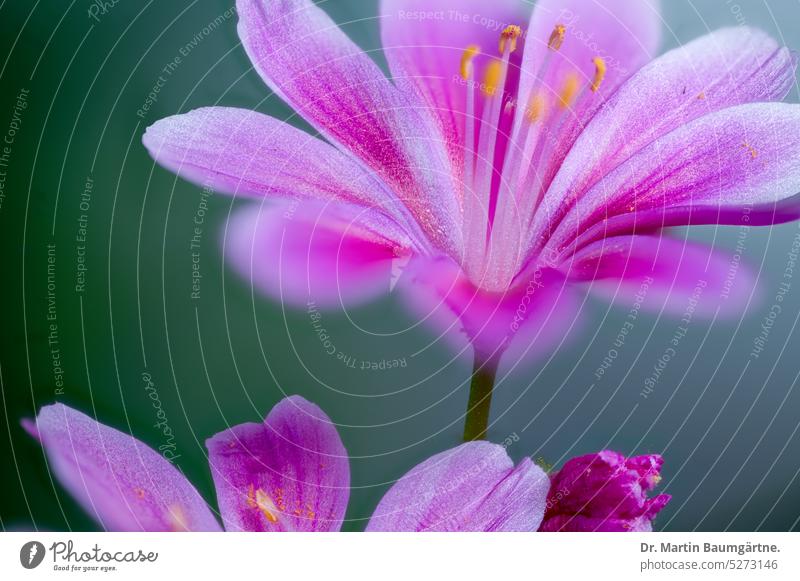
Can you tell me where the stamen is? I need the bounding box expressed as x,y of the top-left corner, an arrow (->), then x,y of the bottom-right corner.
525,92 -> 547,123
482,60 -> 503,97
591,57 -> 607,92
499,25 -> 522,54
548,24 -> 566,51
460,44 -> 480,80
558,73 -> 580,109
248,485 -> 280,524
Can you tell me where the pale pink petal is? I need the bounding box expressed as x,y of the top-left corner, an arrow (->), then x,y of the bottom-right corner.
31,404 -> 221,532
366,442 -> 549,531
143,107 -> 412,227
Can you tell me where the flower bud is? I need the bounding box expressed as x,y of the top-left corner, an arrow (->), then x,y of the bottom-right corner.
539,451 -> 671,532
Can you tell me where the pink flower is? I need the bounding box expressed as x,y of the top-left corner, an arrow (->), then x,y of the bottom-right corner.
539,450 -> 671,532
142,0 -> 800,439
24,400 -> 551,531
143,0 -> 800,364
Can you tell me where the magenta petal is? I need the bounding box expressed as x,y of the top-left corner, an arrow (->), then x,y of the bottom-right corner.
207,396 -> 349,532
534,27 -> 796,250
224,202 -> 409,308
543,102 -> 800,254
566,234 -> 758,318
366,442 -> 549,531
399,256 -> 583,363
31,404 -> 221,532
540,450 -> 671,532
236,0 -> 462,256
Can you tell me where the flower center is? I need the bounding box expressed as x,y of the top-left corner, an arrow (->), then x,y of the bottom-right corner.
459,24 -> 608,291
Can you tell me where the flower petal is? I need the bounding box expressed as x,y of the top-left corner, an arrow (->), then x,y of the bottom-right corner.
521,0 -> 661,102
206,396 -> 349,532
224,202 -> 410,308
533,27 -> 796,252
398,255 -> 583,363
143,107 -> 417,228
236,0 -> 462,256
542,102 -> 800,256
366,442 -> 549,531
30,404 -> 221,532
380,0 -> 531,167
565,234 -> 758,317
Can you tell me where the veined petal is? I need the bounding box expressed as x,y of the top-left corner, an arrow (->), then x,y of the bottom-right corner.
565,234 -> 758,318
143,107 -> 413,227
224,202 -> 410,308
30,404 -> 221,532
380,0 -> 531,170
207,396 -> 349,532
543,103 -> 800,256
366,442 -> 549,531
236,0 -> 462,256
514,0 -> 661,180
533,27 -> 797,253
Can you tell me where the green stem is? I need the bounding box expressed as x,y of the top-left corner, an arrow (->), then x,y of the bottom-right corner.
462,354 -> 499,441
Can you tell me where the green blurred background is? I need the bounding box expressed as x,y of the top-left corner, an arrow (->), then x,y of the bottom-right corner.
1,0 -> 800,532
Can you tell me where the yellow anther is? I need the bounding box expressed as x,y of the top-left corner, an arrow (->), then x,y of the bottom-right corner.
558,73 -> 580,108
499,25 -> 522,54
548,24 -> 566,51
460,44 -> 480,80
482,60 -> 503,97
591,57 -> 607,92
526,92 -> 547,123
697,91 -> 706,100
743,142 -> 758,159
247,485 -> 280,524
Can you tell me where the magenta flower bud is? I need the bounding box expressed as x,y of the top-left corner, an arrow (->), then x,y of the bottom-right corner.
539,450 -> 671,532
